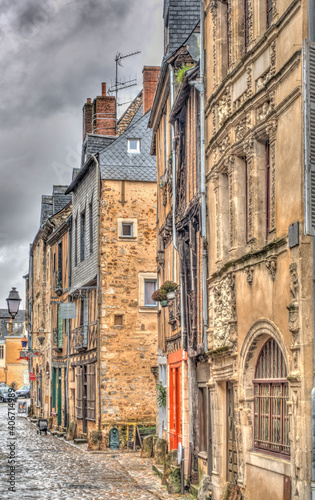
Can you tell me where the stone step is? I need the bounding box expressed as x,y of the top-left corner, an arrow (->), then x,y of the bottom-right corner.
74,438 -> 88,444
56,432 -> 65,438
50,430 -> 59,436
30,418 -> 38,423
152,464 -> 163,480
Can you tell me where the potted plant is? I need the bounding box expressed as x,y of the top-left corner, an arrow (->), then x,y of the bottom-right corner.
152,288 -> 168,307
161,281 -> 178,300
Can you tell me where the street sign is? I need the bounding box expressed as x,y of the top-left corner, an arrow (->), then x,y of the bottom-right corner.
59,303 -> 76,319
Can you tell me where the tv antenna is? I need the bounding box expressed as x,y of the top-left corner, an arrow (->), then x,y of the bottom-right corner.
108,50 -> 141,132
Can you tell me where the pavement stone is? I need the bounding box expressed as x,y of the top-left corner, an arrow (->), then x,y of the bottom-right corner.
0,402 -> 193,500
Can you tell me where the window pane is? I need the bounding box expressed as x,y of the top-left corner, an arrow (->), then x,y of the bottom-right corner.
144,280 -> 157,306
122,223 -> 132,236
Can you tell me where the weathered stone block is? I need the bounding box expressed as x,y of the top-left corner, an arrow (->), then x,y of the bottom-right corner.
154,438 -> 167,465
162,448 -> 177,485
88,430 -> 102,450
167,465 -> 181,494
197,474 -> 211,500
141,435 -> 153,458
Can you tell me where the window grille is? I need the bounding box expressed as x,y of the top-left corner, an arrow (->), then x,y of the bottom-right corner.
0,345 -> 4,359
253,338 -> 290,456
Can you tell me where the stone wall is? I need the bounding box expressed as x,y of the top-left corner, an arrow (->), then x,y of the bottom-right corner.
99,179 -> 158,444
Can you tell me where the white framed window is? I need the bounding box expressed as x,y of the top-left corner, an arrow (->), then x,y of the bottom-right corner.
139,273 -> 158,310
118,218 -> 137,240
127,139 -> 140,153
144,280 -> 157,306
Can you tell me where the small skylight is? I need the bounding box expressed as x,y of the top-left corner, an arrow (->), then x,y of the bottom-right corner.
127,139 -> 140,153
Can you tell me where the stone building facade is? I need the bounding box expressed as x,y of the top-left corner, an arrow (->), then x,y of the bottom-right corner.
204,0 -> 313,498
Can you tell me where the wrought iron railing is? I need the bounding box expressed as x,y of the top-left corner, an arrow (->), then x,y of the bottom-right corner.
74,326 -> 88,351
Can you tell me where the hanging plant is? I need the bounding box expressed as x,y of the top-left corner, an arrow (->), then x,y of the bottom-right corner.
160,281 -> 178,293
156,384 -> 166,407
152,288 -> 168,302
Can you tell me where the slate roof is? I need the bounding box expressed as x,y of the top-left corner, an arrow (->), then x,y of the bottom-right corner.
82,134 -> 116,167
164,0 -> 200,56
52,186 -> 72,215
99,108 -> 157,183
40,195 -> 53,225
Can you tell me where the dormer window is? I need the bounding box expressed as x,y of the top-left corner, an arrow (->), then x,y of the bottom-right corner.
127,139 -> 140,153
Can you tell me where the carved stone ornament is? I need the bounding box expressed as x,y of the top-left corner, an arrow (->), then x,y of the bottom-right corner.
209,273 -> 237,349
289,263 -> 299,300
217,89 -> 231,128
245,266 -> 254,286
235,114 -> 251,141
256,101 -> 271,122
287,263 -> 300,348
218,135 -> 230,156
266,255 -> 277,281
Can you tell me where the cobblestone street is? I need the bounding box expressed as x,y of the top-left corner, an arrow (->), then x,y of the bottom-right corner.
0,403 -> 191,500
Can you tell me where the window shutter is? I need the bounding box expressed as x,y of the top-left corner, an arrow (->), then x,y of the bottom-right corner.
86,363 -> 96,421
304,40 -> 315,235
76,366 -> 83,418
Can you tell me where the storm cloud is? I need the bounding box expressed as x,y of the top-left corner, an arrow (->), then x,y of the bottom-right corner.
0,0 -> 163,308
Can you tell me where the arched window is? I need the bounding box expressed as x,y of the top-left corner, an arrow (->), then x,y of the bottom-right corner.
253,338 -> 290,456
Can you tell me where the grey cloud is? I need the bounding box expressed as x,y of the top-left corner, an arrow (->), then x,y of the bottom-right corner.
0,0 -> 163,307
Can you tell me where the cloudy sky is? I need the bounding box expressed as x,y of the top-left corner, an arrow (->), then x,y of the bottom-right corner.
0,0 -> 163,310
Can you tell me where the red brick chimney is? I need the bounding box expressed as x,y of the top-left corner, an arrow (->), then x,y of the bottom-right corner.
82,83 -> 116,140
142,66 -> 160,115
83,98 -> 92,140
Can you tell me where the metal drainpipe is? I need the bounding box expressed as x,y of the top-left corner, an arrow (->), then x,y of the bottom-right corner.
200,0 -> 208,351
312,237 -> 315,499
92,154 -> 102,433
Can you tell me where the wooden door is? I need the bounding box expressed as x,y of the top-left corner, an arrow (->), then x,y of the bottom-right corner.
227,382 -> 237,484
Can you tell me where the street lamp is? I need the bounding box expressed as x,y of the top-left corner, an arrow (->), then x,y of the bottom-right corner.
6,287 -> 21,319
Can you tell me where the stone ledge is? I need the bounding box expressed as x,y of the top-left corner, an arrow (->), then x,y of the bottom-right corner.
246,450 -> 290,476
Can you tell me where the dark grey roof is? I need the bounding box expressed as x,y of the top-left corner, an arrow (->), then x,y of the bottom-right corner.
72,168 -> 80,180
99,111 -> 157,182
164,0 -> 200,56
52,186 -> 72,215
82,134 -> 116,167
40,195 -> 53,225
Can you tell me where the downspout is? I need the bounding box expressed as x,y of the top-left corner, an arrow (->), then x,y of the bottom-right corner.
200,0 -> 208,352
170,65 -> 177,255
312,238 -> 315,499
92,154 -> 102,433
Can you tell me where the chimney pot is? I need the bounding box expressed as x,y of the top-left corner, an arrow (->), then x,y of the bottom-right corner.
87,98 -> 91,104
102,82 -> 107,96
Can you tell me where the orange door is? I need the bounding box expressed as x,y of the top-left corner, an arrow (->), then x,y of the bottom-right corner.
169,365 -> 181,450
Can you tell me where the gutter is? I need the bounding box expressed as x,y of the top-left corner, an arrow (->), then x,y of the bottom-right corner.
189,2 -> 208,351
199,1 -> 208,351
92,154 -> 102,433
